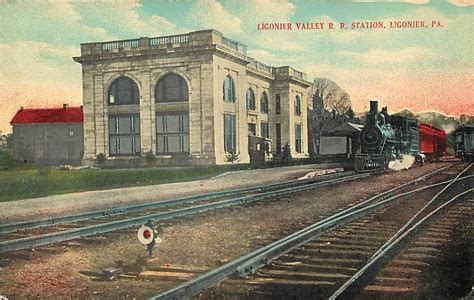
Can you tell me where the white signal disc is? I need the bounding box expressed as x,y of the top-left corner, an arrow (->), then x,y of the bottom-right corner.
137,225 -> 154,245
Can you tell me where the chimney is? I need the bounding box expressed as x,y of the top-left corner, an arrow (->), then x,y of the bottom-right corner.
369,100 -> 378,115
63,103 -> 69,110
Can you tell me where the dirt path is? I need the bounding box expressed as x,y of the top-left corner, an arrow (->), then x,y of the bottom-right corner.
0,164 -> 339,223
0,163 -> 452,299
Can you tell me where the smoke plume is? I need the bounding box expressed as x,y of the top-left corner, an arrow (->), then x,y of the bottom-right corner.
388,154 -> 416,171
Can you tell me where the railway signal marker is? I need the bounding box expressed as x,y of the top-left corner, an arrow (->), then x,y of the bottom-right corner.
138,221 -> 163,257
137,225 -> 155,245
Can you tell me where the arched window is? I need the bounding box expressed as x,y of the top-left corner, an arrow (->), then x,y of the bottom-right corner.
295,95 -> 302,116
155,73 -> 189,103
260,91 -> 269,113
246,88 -> 255,111
223,75 -> 235,102
108,77 -> 139,105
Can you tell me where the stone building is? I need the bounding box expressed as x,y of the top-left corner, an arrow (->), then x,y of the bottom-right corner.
10,105 -> 84,165
74,29 -> 311,166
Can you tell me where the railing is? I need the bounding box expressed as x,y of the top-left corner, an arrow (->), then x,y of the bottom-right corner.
150,34 -> 190,46
256,61 -> 273,73
221,36 -> 247,55
273,66 -> 307,81
293,69 -> 306,80
248,60 -> 273,74
102,39 -> 141,50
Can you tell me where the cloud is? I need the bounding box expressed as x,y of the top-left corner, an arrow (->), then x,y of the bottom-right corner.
187,0 -> 243,35
225,0 -> 305,51
0,0 -> 471,133
0,41 -> 81,83
338,47 -> 433,65
242,0 -> 296,23
0,2 -> 182,45
0,2 -> 110,45
247,49 -> 296,65
71,2 -> 180,39
447,0 -> 474,6
0,41 -> 82,133
301,60 -> 474,117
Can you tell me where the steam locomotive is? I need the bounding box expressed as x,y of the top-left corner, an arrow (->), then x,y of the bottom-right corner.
355,100 -> 446,172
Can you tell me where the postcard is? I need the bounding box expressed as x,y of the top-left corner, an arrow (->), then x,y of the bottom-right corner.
0,1 -> 472,299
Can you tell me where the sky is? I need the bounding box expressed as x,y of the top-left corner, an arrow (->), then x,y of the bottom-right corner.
0,0 -> 473,134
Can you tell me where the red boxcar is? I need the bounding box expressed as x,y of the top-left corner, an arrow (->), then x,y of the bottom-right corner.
419,123 -> 447,160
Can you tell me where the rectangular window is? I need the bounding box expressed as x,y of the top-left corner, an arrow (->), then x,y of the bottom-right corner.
261,122 -> 269,139
276,123 -> 281,154
109,115 -> 141,155
224,114 -> 236,154
295,96 -> 302,116
248,123 -> 256,136
295,124 -> 302,153
276,94 -> 281,115
156,112 -> 189,153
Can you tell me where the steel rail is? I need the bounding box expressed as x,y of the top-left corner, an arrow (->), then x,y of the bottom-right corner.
235,171 -> 472,278
330,188 -> 473,300
0,171 -> 353,234
0,172 -> 370,254
149,163 -> 459,300
369,163 -> 472,261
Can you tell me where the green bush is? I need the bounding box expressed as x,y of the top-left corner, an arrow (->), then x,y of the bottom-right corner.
96,153 -> 106,166
0,149 -> 15,169
144,151 -> 157,166
225,152 -> 240,164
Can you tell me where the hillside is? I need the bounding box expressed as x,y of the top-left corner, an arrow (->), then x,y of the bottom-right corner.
394,109 -> 460,133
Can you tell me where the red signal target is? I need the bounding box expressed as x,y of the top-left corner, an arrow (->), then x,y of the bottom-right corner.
137,225 -> 154,245
143,229 -> 151,239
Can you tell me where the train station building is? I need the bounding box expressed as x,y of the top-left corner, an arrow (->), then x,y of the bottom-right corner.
74,29 -> 311,166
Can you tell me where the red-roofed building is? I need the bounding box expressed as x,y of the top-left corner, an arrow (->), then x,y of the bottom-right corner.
10,104 -> 84,165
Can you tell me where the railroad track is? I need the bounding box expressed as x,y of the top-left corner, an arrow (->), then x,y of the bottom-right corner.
361,199 -> 473,298
0,170 -> 352,235
0,170 -> 372,254
150,163 -> 472,299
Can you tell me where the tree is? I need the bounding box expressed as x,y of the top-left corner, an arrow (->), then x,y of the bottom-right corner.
310,78 -> 352,115
346,107 -> 355,122
308,78 -> 353,156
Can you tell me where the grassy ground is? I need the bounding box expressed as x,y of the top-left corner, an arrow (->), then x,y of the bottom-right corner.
0,165 -> 247,202
0,148 -> 342,202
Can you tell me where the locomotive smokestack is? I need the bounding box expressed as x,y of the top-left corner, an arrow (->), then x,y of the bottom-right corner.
370,100 -> 378,114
